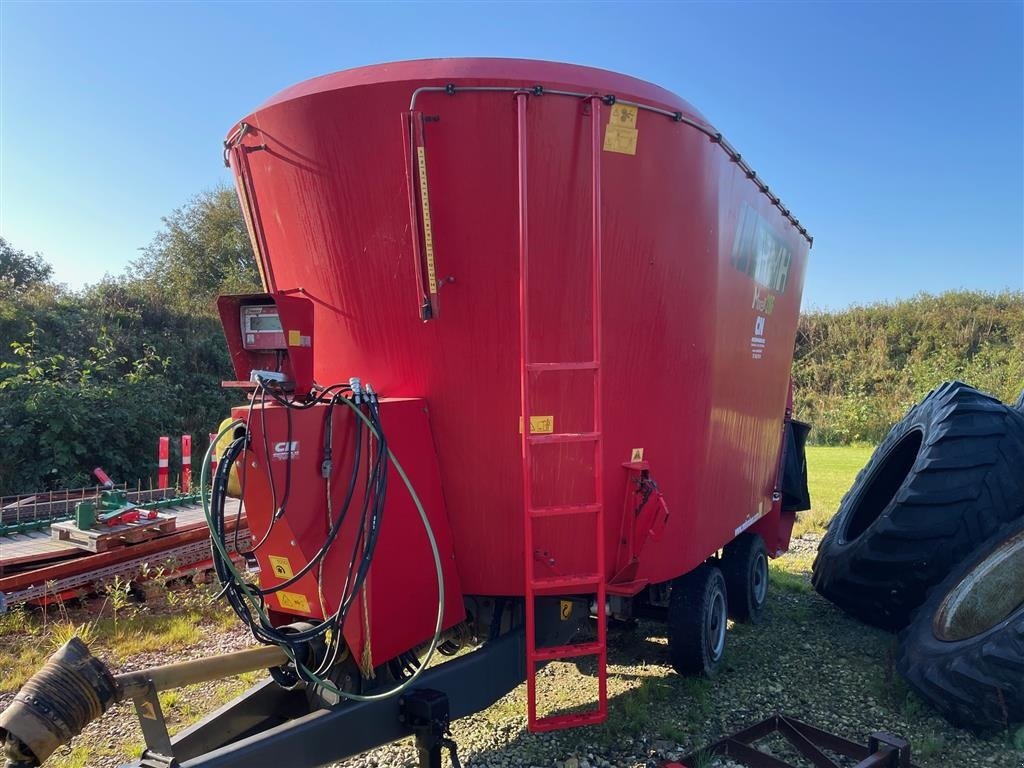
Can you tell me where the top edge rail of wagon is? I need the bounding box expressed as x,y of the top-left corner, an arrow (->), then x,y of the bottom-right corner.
408,83 -> 813,246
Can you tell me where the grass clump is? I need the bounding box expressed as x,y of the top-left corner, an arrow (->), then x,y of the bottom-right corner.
793,445 -> 873,536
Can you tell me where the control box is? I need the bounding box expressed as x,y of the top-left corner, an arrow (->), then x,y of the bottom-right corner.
241,304 -> 286,351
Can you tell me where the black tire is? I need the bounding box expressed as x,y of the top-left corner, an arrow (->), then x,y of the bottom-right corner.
668,564 -> 728,677
896,517 -> 1024,731
812,381 -> 1024,630
721,532 -> 769,624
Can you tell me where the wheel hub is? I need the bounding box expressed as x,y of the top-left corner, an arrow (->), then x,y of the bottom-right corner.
708,589 -> 726,660
933,529 -> 1024,642
752,552 -> 768,606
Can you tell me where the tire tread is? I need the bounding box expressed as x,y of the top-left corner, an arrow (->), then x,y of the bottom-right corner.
896,519 -> 1024,730
812,381 -> 1024,629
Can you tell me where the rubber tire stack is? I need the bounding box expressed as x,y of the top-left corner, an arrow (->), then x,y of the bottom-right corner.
812,381 -> 1024,630
896,517 -> 1024,731
810,381 -> 1024,732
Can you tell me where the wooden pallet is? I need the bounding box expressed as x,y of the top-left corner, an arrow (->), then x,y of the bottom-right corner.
50,514 -> 177,553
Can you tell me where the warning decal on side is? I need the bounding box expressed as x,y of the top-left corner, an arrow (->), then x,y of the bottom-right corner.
604,104 -> 638,155
277,590 -> 311,613
518,415 -> 555,434
560,600 -> 573,621
268,555 -> 294,579
630,447 -> 644,462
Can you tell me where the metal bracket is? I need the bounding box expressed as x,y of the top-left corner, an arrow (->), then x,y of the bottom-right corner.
131,680 -> 179,768
398,689 -> 461,768
868,733 -> 913,768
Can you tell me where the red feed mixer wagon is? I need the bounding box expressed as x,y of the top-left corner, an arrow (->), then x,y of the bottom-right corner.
0,58 -> 812,768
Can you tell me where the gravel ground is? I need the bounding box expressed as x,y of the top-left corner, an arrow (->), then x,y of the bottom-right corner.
3,537 -> 1022,768
331,534 -> 1023,768
0,621 -> 256,768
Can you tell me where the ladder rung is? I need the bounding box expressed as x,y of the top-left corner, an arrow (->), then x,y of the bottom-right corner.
530,503 -> 602,519
526,361 -> 598,372
531,641 -> 604,662
531,709 -> 606,732
527,432 -> 600,445
530,573 -> 602,591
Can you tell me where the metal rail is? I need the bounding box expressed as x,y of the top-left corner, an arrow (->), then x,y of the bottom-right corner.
0,493 -> 199,537
0,529 -> 251,611
1,487 -> 182,527
408,83 -> 812,245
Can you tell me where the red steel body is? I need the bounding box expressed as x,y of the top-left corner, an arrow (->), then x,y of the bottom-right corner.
225,58 -> 810,602
230,397 -> 465,667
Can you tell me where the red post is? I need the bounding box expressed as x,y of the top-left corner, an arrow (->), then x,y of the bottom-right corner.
181,435 -> 192,493
92,467 -> 114,489
209,433 -> 219,475
157,436 -> 169,490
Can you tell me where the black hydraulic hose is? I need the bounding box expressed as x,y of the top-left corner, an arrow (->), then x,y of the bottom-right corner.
209,388 -> 393,661
258,416 -> 364,595
335,408 -> 387,621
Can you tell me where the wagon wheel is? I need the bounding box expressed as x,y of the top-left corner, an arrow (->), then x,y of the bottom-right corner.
668,564 -> 728,677
721,532 -> 769,623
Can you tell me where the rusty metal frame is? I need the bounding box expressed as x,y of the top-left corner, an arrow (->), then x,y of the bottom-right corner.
679,714 -> 917,768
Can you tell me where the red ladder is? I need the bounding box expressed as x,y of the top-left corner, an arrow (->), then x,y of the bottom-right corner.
517,92 -> 608,732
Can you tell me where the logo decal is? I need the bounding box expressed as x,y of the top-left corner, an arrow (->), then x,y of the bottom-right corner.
752,284 -> 776,315
751,315 -> 767,360
732,202 -> 792,293
272,441 -> 299,461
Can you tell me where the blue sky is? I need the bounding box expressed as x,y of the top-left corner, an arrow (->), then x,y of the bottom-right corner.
1,1 -> 1021,310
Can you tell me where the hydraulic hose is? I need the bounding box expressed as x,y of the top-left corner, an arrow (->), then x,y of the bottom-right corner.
199,392 -> 446,703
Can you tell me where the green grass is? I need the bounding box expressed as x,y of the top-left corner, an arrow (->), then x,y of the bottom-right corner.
0,591 -> 237,692
794,444 -> 875,536
768,562 -> 814,594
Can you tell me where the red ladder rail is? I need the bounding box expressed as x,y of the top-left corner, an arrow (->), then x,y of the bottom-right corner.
518,91 -> 608,733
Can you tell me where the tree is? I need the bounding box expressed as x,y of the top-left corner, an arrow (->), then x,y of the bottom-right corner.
0,188 -> 258,494
0,237 -> 53,295
133,185 -> 261,314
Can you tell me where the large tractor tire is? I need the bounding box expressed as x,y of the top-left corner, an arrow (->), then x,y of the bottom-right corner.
896,517 -> 1024,731
812,381 -> 1024,630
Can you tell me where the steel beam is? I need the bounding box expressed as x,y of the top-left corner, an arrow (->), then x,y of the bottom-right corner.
123,629 -> 526,768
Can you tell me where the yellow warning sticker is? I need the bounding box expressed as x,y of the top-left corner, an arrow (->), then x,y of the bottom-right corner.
287,329 -> 301,347
277,590 -> 311,613
268,555 -> 294,580
560,600 -> 574,621
518,415 -> 554,434
604,104 -> 639,155
611,103 -> 638,128
630,447 -> 644,462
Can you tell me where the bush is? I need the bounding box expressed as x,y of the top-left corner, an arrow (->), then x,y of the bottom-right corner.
793,291 -> 1024,444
